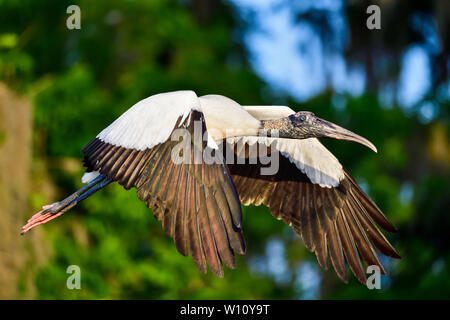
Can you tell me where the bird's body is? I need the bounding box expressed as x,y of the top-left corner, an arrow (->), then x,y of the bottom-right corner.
23,90 -> 400,284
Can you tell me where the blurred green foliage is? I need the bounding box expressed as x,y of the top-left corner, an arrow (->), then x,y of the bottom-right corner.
0,0 -> 449,299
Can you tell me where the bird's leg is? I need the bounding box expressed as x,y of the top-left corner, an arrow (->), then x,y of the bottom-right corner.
21,174 -> 113,234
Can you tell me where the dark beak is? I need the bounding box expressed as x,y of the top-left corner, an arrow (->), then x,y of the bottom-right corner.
315,117 -> 377,153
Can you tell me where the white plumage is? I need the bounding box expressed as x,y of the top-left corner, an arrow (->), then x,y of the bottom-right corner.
227,135 -> 343,187
81,170 -> 100,184
199,95 -> 260,140
90,91 -> 344,188
97,90 -> 200,150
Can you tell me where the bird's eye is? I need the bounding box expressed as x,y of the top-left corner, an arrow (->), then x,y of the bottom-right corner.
299,115 -> 306,122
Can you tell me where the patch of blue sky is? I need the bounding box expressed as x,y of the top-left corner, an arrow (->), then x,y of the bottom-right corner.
230,0 -> 442,114
397,45 -> 432,108
229,0 -> 365,102
248,237 -> 291,285
295,262 -> 321,299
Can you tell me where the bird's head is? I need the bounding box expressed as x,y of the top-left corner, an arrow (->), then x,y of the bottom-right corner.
269,111 -> 377,152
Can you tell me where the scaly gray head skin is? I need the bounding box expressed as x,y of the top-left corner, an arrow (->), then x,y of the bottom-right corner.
261,111 -> 377,152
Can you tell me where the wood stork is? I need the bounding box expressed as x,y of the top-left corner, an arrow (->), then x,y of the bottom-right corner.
22,90 -> 400,284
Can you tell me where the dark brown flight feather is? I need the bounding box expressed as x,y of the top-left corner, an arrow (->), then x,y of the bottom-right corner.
82,111 -> 400,284
226,143 -> 400,284
82,110 -> 245,277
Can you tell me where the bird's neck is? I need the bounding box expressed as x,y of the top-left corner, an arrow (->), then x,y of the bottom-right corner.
260,118 -> 302,139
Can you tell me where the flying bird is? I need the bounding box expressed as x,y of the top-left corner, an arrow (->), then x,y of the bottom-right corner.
22,90 -> 400,284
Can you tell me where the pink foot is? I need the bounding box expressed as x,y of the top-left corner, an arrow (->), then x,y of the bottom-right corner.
21,203 -> 61,234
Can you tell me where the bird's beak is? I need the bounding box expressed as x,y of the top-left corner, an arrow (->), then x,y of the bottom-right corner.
315,117 -> 377,153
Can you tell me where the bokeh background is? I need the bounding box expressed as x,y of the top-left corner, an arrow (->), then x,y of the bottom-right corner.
0,0 -> 449,299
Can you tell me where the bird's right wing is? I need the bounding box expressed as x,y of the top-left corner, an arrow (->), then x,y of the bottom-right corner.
227,152 -> 400,284
82,91 -> 245,277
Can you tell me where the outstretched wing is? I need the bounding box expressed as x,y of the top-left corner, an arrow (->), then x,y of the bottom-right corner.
82,92 -> 245,277
227,105 -> 401,284
227,147 -> 400,284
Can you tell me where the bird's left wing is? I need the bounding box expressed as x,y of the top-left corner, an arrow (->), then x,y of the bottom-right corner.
82,91 -> 245,277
